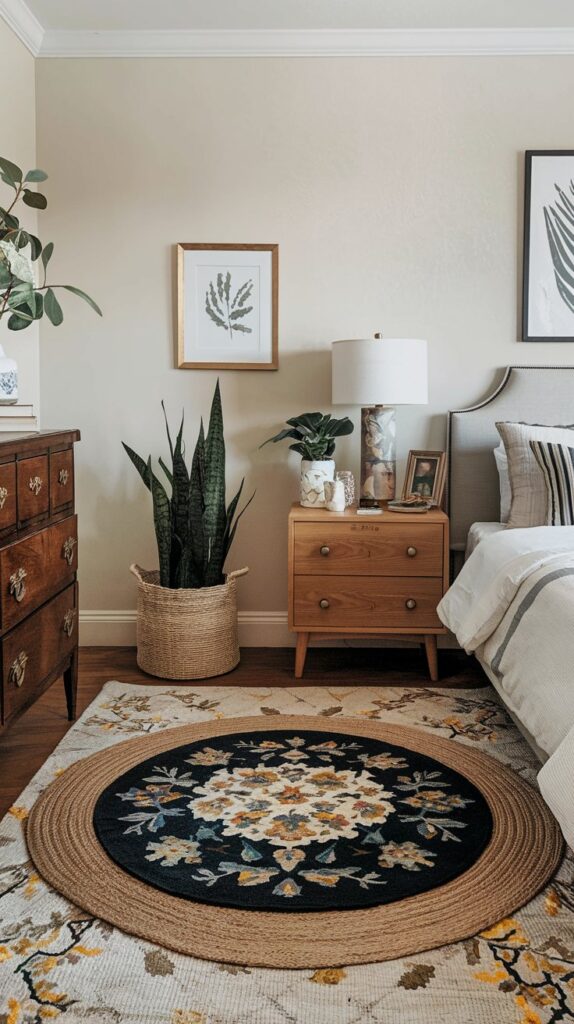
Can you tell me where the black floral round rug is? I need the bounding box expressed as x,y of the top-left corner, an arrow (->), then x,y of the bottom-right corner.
93,728 -> 492,912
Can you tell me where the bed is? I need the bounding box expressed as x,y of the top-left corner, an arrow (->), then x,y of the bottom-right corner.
439,365 -> 574,848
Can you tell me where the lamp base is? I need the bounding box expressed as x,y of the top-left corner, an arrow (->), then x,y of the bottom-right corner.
359,405 -> 396,508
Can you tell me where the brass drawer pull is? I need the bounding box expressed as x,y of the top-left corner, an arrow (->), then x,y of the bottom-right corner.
405,598 -> 417,610
63,609 -> 76,637
406,546 -> 417,557
9,651 -> 28,688
320,545 -> 330,557
319,598 -> 330,609
62,537 -> 77,566
58,468 -> 69,486
29,476 -> 43,496
0,486 -> 8,509
9,567 -> 27,602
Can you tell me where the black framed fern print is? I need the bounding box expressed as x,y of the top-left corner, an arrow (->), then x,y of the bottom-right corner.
177,243 -> 278,370
523,151 -> 574,341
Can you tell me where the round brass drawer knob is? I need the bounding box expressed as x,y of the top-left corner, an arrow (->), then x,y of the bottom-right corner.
406,546 -> 417,557
405,598 -> 417,610
320,545 -> 330,557
319,598 -> 330,610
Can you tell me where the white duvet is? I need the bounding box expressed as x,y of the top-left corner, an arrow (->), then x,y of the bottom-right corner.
438,526 -> 574,849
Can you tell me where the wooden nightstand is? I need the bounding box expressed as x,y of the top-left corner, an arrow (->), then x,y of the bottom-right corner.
288,503 -> 449,680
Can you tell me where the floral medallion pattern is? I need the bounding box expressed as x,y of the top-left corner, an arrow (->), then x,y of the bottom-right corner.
93,730 -> 491,911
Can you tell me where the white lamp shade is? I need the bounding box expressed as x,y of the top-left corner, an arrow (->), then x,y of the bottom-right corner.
332,337 -> 428,406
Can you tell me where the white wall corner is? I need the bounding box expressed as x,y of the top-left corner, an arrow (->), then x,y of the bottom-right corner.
0,0 -> 43,55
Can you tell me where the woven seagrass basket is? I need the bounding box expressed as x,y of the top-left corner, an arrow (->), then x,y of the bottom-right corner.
130,564 -> 248,680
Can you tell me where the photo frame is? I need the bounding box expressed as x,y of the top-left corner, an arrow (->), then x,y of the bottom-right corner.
523,151 -> 574,342
177,243 -> 278,370
402,450 -> 447,506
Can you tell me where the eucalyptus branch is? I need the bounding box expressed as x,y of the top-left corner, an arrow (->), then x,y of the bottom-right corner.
0,153 -> 101,331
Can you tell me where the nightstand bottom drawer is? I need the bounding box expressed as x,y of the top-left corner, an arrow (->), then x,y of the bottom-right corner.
293,575 -> 444,630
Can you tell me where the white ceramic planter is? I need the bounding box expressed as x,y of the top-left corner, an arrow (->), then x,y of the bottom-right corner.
300,459 -> 335,507
0,344 -> 18,405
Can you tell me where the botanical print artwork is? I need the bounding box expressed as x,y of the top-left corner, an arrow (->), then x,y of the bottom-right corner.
205,272 -> 254,337
177,243 -> 278,369
523,152 -> 574,340
93,730 -> 490,911
1,681 -> 574,1023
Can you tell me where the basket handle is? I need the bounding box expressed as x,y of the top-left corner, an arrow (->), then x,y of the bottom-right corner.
227,567 -> 249,581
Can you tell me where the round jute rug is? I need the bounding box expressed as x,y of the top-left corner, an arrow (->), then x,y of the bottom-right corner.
26,716 -> 563,969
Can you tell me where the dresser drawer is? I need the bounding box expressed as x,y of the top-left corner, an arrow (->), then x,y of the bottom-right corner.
0,516 -> 77,631
293,575 -> 443,630
0,462 -> 16,533
2,583 -> 77,723
293,522 -> 444,577
50,448 -> 74,512
17,455 -> 49,524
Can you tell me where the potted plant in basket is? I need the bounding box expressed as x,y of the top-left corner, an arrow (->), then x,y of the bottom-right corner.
262,411 -> 354,507
0,155 -> 101,402
123,381 -> 253,680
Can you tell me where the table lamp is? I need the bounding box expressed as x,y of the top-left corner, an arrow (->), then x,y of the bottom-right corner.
331,334 -> 428,507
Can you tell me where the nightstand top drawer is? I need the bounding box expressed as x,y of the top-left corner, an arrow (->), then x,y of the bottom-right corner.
293,520 -> 445,577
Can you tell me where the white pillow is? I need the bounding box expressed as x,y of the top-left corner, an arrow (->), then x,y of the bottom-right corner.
493,444 -> 511,524
496,421 -> 574,528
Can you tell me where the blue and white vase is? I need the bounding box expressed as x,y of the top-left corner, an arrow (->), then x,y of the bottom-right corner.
0,345 -> 18,405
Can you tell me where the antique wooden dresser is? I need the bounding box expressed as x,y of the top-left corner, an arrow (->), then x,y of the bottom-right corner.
0,429 -> 79,731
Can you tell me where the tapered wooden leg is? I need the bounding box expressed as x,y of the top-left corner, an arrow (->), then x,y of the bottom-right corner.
64,648 -> 78,721
424,635 -> 439,682
295,632 -> 310,679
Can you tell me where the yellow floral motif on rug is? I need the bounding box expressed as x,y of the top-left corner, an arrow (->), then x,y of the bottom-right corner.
0,681 -> 573,1022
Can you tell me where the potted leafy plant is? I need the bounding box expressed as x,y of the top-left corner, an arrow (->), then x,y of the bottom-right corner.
123,382 -> 253,680
0,155 -> 101,402
262,411 -> 354,507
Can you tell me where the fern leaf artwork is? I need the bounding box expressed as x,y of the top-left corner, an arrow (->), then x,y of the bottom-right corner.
205,272 -> 254,337
544,180 -> 574,315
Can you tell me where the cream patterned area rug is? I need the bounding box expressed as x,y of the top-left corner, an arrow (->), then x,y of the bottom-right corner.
0,681 -> 573,1023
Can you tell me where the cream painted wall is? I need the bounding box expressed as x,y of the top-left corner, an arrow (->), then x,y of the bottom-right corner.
35,56 -> 574,641
0,18 -> 39,419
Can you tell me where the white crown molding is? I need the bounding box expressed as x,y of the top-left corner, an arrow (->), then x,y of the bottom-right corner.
37,26 -> 574,59
0,0 -> 43,54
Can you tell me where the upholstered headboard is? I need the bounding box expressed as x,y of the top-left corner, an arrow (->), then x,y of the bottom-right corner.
447,365 -> 574,551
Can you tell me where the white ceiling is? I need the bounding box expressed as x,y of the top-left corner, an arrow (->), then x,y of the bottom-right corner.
21,0 -> 574,32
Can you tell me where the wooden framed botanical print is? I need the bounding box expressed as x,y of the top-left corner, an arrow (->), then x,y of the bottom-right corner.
177,243 -> 278,370
402,450 -> 447,506
523,151 -> 574,341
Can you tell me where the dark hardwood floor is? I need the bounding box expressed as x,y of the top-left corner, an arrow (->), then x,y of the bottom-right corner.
0,645 -> 487,818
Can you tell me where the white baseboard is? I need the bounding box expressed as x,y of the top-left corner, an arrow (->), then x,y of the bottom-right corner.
79,610 -> 458,649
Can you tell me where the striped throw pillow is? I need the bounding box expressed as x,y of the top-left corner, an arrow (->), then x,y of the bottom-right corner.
529,440 -> 574,526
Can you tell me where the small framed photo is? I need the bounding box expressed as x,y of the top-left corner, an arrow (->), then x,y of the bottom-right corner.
523,151 -> 574,341
177,243 -> 278,370
402,450 -> 447,506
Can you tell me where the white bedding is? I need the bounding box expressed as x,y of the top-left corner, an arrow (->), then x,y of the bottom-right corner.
438,525 -> 574,848
465,521 -> 505,559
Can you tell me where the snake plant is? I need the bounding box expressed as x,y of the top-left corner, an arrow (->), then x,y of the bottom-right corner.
262,411 -> 354,461
0,155 -> 101,329
123,382 -> 253,589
